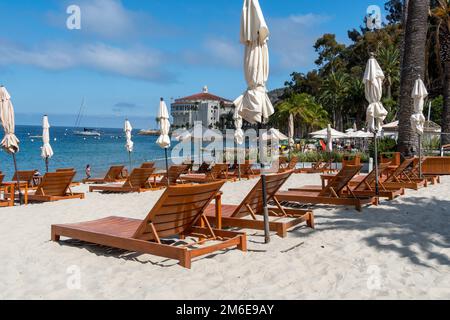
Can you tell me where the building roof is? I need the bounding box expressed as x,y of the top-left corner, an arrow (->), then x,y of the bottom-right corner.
174,86 -> 232,104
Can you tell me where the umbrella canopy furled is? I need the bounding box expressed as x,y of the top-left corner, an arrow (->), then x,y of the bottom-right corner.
0,86 -> 20,154
234,0 -> 274,129
410,77 -> 428,135
124,120 -> 134,153
364,55 -> 388,132
326,124 -> 333,152
156,98 -> 171,149
41,115 -> 54,159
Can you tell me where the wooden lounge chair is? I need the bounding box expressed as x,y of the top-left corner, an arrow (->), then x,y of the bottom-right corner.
0,173 -> 15,207
150,165 -> 188,188
89,168 -> 155,193
27,171 -> 85,202
82,165 -> 125,184
409,157 -> 441,184
56,168 -> 75,172
181,164 -> 231,183
279,156 -> 298,173
51,181 -> 247,269
276,165 -> 377,211
204,171 -> 314,238
298,163 -> 404,201
141,162 -> 155,169
10,170 -> 36,187
296,162 -> 333,174
382,158 -> 427,190
228,162 -> 259,180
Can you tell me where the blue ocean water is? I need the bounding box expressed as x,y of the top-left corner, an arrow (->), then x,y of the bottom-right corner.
0,125 -> 179,180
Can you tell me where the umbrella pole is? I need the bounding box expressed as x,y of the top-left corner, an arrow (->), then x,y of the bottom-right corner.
45,157 -> 49,173
12,153 -> 23,205
128,152 -> 132,174
258,123 -> 270,244
374,130 -> 380,196
418,134 -> 422,179
165,148 -> 170,186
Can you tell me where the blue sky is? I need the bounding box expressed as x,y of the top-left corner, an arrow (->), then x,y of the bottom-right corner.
0,0 -> 388,129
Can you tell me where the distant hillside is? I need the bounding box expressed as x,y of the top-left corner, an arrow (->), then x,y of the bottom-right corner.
268,88 -> 286,105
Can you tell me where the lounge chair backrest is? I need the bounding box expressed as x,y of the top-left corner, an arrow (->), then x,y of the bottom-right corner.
209,164 -> 228,180
286,157 -> 298,170
126,168 -> 155,188
133,181 -> 225,240
232,171 -> 293,218
160,165 -> 188,185
353,163 -> 391,191
56,168 -> 75,172
12,171 -> 36,186
35,172 -> 75,196
384,158 -> 415,182
103,165 -> 125,181
141,162 -> 155,169
239,163 -> 253,174
320,165 -> 362,196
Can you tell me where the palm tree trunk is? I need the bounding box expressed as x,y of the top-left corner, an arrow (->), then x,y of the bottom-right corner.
386,75 -> 392,100
442,61 -> 450,145
397,0 -> 429,156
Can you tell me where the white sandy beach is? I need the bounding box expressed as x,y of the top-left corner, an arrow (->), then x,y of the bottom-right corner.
0,173 -> 449,300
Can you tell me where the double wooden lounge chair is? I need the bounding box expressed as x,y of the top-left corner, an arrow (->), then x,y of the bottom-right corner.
279,156 -> 298,173
276,165 -> 377,211
410,157 -> 441,184
89,168 -> 155,193
181,164 -> 231,183
296,162 -> 334,174
82,165 -> 125,184
303,163 -> 405,201
11,170 -> 36,187
27,171 -> 85,202
204,171 -> 314,238
228,162 -> 259,180
51,181 -> 247,269
382,158 -> 427,190
150,165 -> 188,188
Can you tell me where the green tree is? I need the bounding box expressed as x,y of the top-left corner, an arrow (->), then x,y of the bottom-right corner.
319,72 -> 350,131
377,45 -> 401,99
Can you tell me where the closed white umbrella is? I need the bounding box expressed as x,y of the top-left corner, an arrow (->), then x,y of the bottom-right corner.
364,55 -> 388,132
41,115 -> 54,172
234,0 -> 274,243
0,86 -> 22,204
156,98 -> 171,186
411,77 -> 428,178
364,53 -> 387,195
326,124 -> 333,152
124,119 -> 133,172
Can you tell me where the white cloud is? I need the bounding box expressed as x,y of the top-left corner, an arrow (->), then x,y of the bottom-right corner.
203,39 -> 242,68
0,40 -> 173,82
269,13 -> 331,71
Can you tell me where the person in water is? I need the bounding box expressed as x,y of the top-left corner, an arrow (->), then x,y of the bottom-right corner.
85,165 -> 91,179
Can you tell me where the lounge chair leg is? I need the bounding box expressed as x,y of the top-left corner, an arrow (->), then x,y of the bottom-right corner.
237,234 -> 247,252
276,225 -> 287,238
179,251 -> 192,269
51,232 -> 60,242
307,212 -> 315,229
356,201 -> 362,212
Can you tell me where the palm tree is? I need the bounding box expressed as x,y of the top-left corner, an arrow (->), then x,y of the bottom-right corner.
319,72 -> 350,131
429,0 -> 450,144
271,93 -> 328,137
377,45 -> 401,99
397,0 -> 429,156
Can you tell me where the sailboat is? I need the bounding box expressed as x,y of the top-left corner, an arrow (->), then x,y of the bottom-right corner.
73,98 -> 101,137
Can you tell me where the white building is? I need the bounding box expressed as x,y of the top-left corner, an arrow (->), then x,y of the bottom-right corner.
171,86 -> 234,130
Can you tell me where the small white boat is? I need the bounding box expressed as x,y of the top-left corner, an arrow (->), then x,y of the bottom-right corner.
73,128 -> 101,137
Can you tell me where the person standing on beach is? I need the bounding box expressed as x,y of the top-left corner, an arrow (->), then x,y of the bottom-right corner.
85,165 -> 91,179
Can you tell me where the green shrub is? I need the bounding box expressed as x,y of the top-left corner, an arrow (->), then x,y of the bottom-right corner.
368,137 -> 397,159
